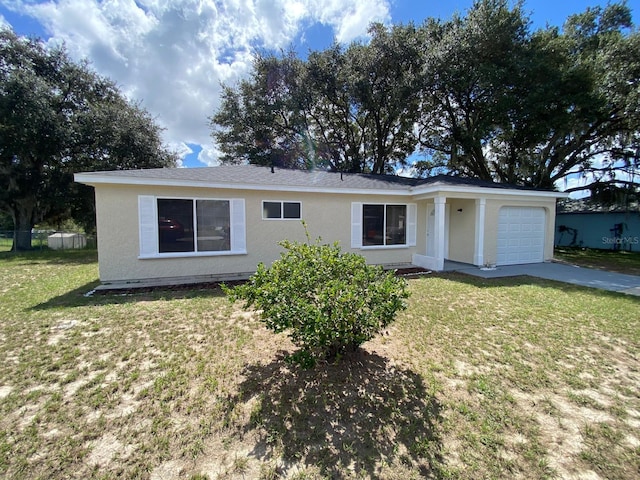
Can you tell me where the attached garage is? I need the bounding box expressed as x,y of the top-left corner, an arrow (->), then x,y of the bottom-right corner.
497,207 -> 546,265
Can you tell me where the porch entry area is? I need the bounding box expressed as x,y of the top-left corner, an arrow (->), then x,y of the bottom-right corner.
412,196 -> 546,271
412,196 -> 486,271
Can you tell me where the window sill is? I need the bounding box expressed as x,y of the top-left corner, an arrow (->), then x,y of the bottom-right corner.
359,245 -> 412,250
138,250 -> 247,259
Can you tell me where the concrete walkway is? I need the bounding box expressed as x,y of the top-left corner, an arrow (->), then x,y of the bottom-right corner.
446,261 -> 640,297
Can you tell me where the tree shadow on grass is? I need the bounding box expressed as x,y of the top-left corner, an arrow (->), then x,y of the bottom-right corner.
236,349 -> 445,478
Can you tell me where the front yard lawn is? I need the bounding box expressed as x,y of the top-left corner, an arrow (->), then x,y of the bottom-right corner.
1,250 -> 638,479
555,247 -> 640,276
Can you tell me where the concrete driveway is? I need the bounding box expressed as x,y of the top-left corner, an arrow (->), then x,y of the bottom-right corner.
447,261 -> 640,296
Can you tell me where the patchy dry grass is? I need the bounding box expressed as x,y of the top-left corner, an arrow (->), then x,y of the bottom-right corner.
0,251 -> 638,479
395,273 -> 640,479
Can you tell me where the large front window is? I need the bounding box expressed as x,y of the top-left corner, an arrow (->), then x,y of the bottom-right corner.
158,198 -> 230,253
363,204 -> 407,246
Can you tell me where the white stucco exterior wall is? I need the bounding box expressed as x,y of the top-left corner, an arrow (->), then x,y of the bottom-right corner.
82,167 -> 564,285
94,184 -> 425,283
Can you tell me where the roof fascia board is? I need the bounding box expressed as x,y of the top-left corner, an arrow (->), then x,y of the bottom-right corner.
410,184 -> 568,199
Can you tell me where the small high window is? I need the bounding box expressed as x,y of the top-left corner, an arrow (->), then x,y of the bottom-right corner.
263,201 -> 301,220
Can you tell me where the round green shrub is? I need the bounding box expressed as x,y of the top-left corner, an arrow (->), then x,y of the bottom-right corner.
225,236 -> 409,368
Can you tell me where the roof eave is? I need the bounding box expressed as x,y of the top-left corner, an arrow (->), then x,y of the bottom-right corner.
410,183 -> 568,199
74,172 -> 568,199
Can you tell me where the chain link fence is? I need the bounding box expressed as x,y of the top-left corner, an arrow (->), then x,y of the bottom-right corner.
0,231 -> 97,253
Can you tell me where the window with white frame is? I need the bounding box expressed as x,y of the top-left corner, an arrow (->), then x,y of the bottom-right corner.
262,201 -> 301,220
362,204 -> 407,246
138,196 -> 246,257
351,202 -> 416,248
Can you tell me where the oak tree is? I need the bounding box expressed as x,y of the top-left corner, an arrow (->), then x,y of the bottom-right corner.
0,29 -> 176,250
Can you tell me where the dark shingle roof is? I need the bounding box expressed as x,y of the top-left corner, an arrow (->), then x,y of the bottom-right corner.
80,165 -> 419,190
418,174 -> 541,191
76,165 -> 555,193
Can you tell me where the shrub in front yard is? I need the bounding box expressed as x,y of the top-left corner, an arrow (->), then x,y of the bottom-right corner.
224,236 -> 409,368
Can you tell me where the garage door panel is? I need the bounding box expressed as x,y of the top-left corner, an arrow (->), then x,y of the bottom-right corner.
496,207 -> 545,265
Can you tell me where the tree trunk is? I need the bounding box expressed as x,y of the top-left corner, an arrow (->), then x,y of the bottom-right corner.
11,199 -> 37,251
13,228 -> 32,251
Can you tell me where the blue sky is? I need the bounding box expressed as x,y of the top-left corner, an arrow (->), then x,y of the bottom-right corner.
1,0 -> 638,174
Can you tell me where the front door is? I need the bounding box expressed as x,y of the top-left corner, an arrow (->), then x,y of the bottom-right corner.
426,203 -> 450,258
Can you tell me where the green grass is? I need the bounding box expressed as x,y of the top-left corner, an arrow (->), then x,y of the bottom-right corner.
0,235 -> 13,252
0,233 -> 52,253
0,251 -> 639,479
555,247 -> 640,275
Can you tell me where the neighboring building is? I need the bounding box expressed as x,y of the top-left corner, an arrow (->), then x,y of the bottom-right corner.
47,232 -> 87,250
555,199 -> 640,251
74,165 -> 565,286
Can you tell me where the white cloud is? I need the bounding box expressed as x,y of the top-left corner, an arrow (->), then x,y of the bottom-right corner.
168,141 -> 194,168
332,0 -> 390,43
199,144 -> 223,167
295,0 -> 390,43
5,0 -> 390,165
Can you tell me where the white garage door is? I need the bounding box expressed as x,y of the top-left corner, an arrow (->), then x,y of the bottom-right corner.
497,207 -> 545,265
